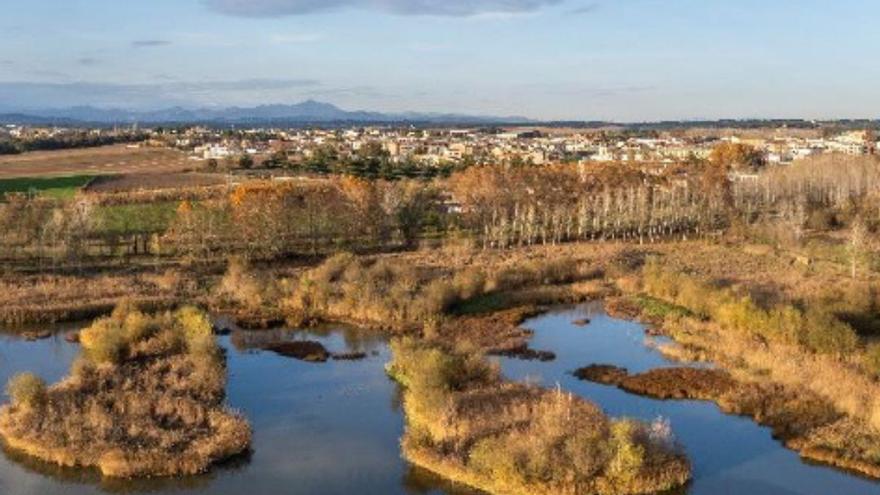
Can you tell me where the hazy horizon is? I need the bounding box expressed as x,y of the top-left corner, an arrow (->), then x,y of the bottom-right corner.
2,0 -> 879,121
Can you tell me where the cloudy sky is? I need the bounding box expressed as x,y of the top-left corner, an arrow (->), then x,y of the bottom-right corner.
1,0 -> 878,121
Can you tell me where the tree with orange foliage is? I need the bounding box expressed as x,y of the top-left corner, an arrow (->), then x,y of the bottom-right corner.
709,142 -> 765,172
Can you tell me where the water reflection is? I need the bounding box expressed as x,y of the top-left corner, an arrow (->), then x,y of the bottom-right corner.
505,303 -> 880,495
0,317 -> 472,495
0,306 -> 878,495
0,441 -> 252,494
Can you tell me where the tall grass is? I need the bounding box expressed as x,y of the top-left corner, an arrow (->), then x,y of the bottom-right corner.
0,303 -> 250,478
388,339 -> 690,495
641,259 -> 859,356
285,252 -> 588,333
638,260 -> 880,432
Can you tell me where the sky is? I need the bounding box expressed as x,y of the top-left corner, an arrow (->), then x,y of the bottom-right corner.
0,0 -> 879,121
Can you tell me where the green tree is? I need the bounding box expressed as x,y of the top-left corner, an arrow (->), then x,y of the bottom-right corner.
238,154 -> 254,170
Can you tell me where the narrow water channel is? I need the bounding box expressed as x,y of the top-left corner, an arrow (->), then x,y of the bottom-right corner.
506,303 -> 880,495
0,304 -> 878,494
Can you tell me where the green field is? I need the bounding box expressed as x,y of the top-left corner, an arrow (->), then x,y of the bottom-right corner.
0,175 -> 98,200
95,201 -> 179,235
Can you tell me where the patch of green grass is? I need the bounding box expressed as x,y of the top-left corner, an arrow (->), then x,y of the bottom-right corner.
95,201 -> 178,235
0,175 -> 97,200
632,294 -> 692,320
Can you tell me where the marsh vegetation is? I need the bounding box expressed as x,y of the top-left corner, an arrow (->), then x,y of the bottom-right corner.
0,303 -> 251,478
388,338 -> 691,495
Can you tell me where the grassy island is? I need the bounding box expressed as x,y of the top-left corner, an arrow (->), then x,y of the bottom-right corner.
0,303 -> 251,478
388,339 -> 691,495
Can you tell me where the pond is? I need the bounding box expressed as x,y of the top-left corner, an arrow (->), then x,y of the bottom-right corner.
0,304 -> 878,494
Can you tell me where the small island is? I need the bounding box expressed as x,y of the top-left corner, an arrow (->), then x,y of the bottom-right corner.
0,303 -> 251,478
388,338 -> 691,495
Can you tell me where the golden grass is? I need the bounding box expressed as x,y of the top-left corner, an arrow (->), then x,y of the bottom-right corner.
0,271 -> 189,326
0,303 -> 251,478
388,339 -> 690,495
622,264 -> 880,477
284,251 -> 601,343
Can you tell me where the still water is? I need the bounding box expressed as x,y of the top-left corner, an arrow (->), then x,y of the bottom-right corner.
0,305 -> 878,494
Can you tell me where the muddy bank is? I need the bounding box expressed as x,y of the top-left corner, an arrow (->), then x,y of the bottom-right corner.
331,351 -> 368,361
574,366 -> 736,401
262,341 -> 330,362
488,344 -> 555,361
444,306 -> 542,354
232,313 -> 285,330
572,364 -> 629,384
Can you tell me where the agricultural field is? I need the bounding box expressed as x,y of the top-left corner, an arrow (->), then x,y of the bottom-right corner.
84,172 -> 227,193
0,175 -> 97,199
0,145 -> 196,179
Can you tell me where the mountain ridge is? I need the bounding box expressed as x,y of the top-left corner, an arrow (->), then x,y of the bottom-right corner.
0,100 -> 534,125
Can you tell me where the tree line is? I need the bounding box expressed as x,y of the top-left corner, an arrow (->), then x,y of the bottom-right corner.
0,150 -> 877,267
0,131 -> 147,155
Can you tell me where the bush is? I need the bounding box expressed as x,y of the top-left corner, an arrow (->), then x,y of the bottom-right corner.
6,373 -> 46,409
800,307 -> 859,356
288,253 -> 588,332
216,257 -> 264,310
79,302 -> 221,365
79,318 -> 129,364
865,343 -> 880,377
176,306 -> 216,358
806,209 -> 839,231
452,268 -> 487,300
605,420 -> 646,484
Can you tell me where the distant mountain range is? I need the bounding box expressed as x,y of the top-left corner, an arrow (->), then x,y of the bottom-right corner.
0,100 -> 534,126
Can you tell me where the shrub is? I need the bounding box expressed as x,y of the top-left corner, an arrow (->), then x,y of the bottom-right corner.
0,307 -> 250,478
216,257 -> 264,310
176,306 -> 216,358
865,343 -> 880,377
288,252 -> 588,331
800,307 -> 859,356
806,209 -> 839,231
605,420 -> 646,484
536,256 -> 579,285
123,310 -> 154,342
6,373 -> 46,409
487,266 -> 533,292
79,318 -> 128,365
452,268 -> 487,300
641,262 -> 861,357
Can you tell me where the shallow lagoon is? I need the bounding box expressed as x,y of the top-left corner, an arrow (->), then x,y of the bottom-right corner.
0,305 -> 878,494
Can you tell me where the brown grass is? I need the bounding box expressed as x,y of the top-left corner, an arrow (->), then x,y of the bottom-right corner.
0,145 -> 192,179
0,271 -> 191,326
388,339 -> 691,495
0,303 -> 251,478
284,251 -> 603,349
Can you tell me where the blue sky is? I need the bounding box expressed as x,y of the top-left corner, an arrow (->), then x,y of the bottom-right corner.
1,0 -> 878,121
